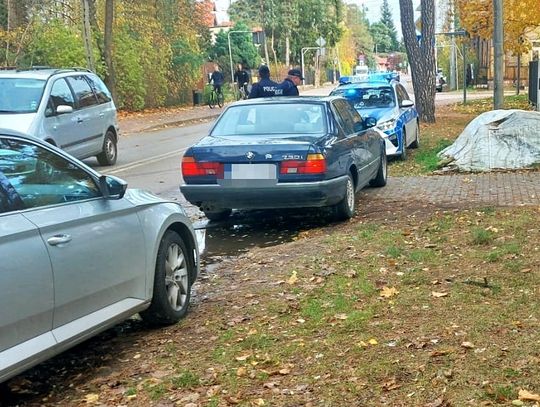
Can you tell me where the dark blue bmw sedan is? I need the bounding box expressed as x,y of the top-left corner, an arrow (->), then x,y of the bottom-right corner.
180,96 -> 387,221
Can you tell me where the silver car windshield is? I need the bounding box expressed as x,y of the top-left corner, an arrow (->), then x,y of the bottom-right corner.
211,103 -> 326,136
0,78 -> 46,114
332,86 -> 395,109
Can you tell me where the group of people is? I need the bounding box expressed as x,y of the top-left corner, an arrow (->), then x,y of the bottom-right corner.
208,64 -> 304,100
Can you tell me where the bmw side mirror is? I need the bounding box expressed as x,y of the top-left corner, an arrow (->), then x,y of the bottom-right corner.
99,175 -> 127,199
400,100 -> 414,108
364,117 -> 377,128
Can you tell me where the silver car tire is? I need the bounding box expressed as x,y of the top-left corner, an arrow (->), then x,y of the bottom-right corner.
333,172 -> 355,221
140,230 -> 193,325
96,130 -> 118,166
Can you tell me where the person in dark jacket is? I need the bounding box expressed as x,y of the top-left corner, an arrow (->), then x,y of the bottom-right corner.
209,64 -> 225,96
248,65 -> 279,98
234,63 -> 250,98
276,68 -> 303,96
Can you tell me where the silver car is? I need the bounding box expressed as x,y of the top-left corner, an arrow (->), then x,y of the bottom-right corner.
0,68 -> 119,165
0,130 -> 200,383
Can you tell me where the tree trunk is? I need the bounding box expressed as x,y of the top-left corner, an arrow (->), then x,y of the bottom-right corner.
285,35 -> 290,67
104,0 -> 117,102
399,0 -> 436,123
81,0 -> 95,71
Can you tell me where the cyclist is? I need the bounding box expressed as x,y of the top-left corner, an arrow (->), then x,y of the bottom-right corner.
209,64 -> 225,97
233,63 -> 250,99
248,65 -> 279,98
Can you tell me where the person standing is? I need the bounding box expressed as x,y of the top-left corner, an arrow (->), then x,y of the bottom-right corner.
248,65 -> 280,98
209,64 -> 225,96
276,68 -> 303,96
233,63 -> 250,99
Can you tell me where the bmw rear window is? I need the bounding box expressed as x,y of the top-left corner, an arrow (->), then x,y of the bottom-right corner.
211,103 -> 326,136
0,78 -> 46,113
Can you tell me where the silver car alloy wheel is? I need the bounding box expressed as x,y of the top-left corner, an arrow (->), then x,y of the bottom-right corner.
164,243 -> 189,311
105,137 -> 116,161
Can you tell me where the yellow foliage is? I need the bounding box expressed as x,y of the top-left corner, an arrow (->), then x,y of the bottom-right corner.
456,0 -> 540,54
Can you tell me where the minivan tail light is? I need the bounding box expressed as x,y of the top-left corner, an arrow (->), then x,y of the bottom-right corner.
182,156 -> 224,177
280,153 -> 326,174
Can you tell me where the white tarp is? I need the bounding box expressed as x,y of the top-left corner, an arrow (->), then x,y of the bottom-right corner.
438,109 -> 540,171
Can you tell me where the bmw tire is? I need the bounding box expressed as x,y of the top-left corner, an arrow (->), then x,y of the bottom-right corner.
333,172 -> 355,221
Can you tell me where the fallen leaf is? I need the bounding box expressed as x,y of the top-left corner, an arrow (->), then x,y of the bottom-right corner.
83,393 -> 99,403
368,338 -> 378,345
431,291 -> 449,298
518,389 -> 540,401
334,313 -> 348,320
236,367 -> 247,377
235,354 -> 251,361
461,341 -> 475,349
380,286 -> 399,298
279,368 -> 291,375
287,271 -> 298,285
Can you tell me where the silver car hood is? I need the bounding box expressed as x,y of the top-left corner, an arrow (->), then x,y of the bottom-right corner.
124,188 -> 177,207
0,114 -> 36,133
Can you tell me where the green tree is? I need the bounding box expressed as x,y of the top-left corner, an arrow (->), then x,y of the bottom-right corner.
380,0 -> 399,50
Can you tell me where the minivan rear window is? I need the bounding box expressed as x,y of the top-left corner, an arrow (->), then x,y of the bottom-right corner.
0,78 -> 46,114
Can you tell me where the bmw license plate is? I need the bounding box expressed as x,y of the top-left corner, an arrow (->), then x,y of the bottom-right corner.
227,163 -> 276,179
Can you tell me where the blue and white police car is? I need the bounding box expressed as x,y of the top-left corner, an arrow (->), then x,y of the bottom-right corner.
330,79 -> 419,159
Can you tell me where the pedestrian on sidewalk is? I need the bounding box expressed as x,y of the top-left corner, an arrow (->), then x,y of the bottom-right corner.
276,68 -> 303,96
248,65 -> 279,98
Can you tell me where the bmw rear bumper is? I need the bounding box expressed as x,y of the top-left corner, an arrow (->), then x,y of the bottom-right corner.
180,176 -> 348,211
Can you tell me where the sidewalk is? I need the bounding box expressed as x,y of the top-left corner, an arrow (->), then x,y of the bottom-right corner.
117,83 -> 338,136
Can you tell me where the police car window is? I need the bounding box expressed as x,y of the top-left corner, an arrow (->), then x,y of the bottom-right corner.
66,75 -> 99,108
396,85 -> 409,103
0,138 -> 101,211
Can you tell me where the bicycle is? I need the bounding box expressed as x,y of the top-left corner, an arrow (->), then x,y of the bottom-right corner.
207,84 -> 224,109
235,82 -> 249,101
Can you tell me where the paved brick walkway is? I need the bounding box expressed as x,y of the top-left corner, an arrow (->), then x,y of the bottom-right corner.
360,172 -> 540,208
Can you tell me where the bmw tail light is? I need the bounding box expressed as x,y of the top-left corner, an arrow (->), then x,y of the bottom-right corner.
182,156 -> 224,178
280,153 -> 326,175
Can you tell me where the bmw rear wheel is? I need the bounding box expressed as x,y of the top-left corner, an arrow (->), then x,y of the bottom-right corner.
333,172 -> 355,220
96,130 -> 118,166
140,230 -> 193,325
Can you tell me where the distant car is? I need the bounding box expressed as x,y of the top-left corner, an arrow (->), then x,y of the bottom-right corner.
180,96 -> 387,221
436,70 -> 447,92
0,68 -> 119,165
330,80 -> 419,159
0,130 -> 200,383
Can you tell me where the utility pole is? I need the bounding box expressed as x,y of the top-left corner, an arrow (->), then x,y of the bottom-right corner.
493,0 -> 504,109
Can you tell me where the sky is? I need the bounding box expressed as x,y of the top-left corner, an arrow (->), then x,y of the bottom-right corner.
215,0 -> 421,39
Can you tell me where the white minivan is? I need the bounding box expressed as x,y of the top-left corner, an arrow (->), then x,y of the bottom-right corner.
0,68 -> 119,165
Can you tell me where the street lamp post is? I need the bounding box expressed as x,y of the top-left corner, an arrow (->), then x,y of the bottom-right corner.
301,47 -> 320,86
228,30 -> 252,83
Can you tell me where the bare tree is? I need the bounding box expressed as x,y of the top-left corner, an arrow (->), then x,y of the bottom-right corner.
399,0 -> 436,123
103,0 -> 116,101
